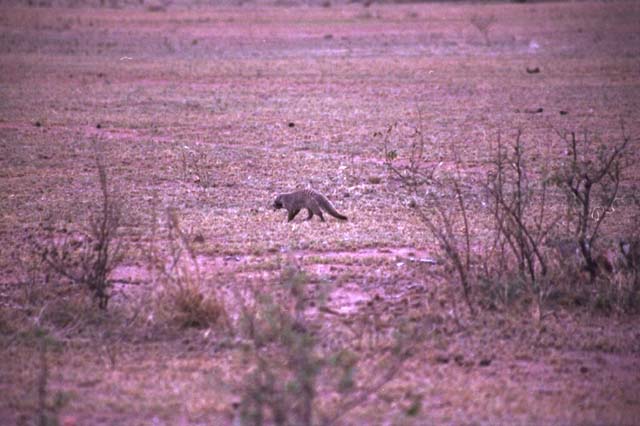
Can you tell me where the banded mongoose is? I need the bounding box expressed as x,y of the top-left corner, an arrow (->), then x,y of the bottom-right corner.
273,189 -> 348,222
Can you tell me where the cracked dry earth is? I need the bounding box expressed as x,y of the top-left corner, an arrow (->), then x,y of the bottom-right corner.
1,1 -> 640,425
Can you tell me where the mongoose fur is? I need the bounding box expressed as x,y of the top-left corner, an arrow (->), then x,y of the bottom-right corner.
273,189 -> 347,222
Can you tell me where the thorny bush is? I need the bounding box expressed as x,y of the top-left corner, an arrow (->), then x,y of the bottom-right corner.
381,118 -> 639,315
34,157 -> 123,310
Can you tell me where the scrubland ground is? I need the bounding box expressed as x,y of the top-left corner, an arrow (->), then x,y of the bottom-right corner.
1,1 -> 640,425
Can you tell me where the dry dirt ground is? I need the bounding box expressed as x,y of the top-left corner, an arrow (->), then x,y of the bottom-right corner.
1,1 -> 640,425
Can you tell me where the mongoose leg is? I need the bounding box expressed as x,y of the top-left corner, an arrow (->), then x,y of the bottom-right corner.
305,209 -> 314,221
317,210 -> 325,222
288,209 -> 301,222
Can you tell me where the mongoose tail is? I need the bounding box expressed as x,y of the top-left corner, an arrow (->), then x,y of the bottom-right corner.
312,191 -> 347,220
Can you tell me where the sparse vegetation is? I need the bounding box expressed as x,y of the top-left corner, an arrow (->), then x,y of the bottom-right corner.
553,122 -> 630,282
32,153 -> 123,310
469,13 -> 496,46
382,119 -> 638,316
483,130 -> 558,316
238,257 -> 412,426
178,144 -> 218,190
381,120 -> 475,317
2,2 -> 640,425
148,208 -> 229,329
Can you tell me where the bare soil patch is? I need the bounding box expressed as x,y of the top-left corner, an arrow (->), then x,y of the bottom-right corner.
1,1 -> 640,425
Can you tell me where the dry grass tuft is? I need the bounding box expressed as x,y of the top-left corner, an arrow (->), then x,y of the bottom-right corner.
160,281 -> 227,329
149,208 -> 229,329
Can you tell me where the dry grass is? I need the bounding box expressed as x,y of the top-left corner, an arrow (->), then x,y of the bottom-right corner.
1,1 -> 640,425
148,208 -> 229,330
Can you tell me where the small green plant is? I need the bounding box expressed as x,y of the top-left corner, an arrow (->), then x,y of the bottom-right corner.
238,258 -> 412,426
237,259 -> 319,425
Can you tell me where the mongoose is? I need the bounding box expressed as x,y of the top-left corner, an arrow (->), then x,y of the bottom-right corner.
273,189 -> 347,222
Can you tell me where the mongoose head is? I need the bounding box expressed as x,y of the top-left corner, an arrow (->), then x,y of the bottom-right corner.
273,195 -> 284,210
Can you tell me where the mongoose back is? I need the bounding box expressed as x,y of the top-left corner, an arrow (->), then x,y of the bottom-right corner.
273,189 -> 347,222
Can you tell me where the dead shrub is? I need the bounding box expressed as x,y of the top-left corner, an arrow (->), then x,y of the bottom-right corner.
482,130 -> 560,315
381,120 -> 475,317
381,116 -> 639,317
553,122 -> 630,282
550,122 -> 638,313
4,234 -> 118,338
149,208 -> 228,329
608,191 -> 640,312
33,154 -> 123,310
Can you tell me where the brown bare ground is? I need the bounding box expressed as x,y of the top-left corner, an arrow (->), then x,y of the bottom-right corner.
1,1 -> 640,425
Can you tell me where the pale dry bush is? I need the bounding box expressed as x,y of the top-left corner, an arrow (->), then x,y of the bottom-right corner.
546,122 -> 638,313
480,130 -> 560,317
381,117 -> 639,316
381,120 -> 475,316
148,208 -> 229,329
28,155 -> 123,312
553,123 -> 630,282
